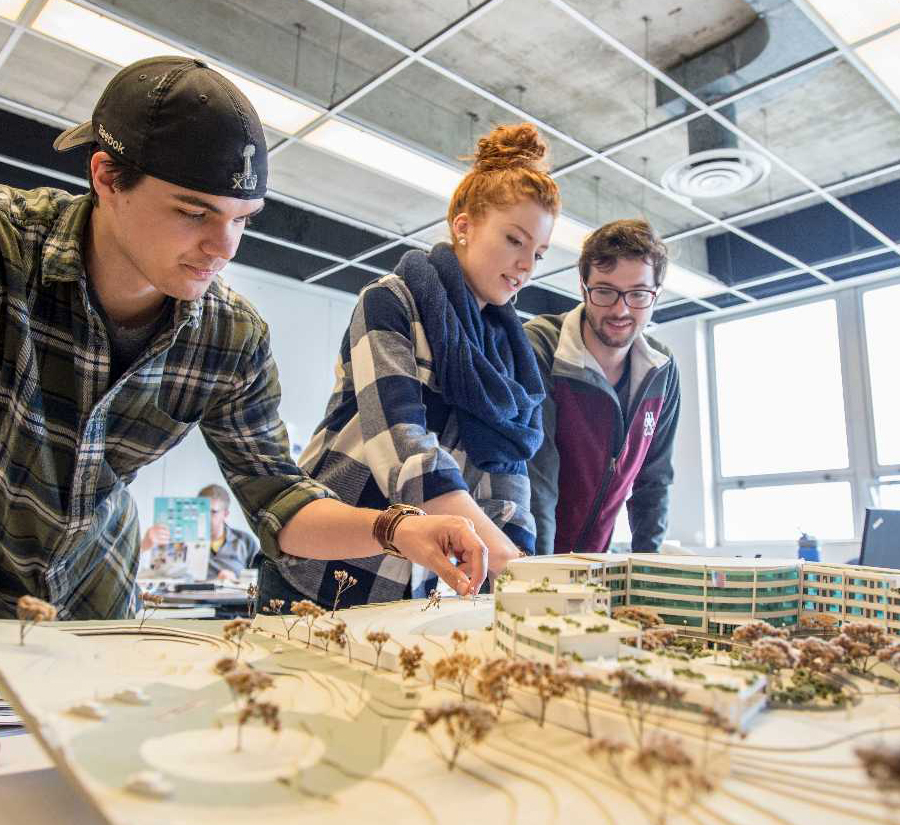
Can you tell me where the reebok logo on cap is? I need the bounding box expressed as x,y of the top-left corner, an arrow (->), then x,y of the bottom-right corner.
98,124 -> 124,154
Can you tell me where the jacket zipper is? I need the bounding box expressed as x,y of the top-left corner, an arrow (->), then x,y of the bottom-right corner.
570,366 -> 661,551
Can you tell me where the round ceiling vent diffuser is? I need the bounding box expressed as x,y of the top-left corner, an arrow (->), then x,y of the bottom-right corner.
661,148 -> 771,199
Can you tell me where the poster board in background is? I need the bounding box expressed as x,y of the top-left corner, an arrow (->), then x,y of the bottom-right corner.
144,496 -> 211,580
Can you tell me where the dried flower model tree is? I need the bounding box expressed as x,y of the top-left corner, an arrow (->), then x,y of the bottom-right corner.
289,600 -> 324,646
331,570 -> 358,617
366,631 -> 391,670
137,592 -> 164,632
415,701 -> 495,771
223,618 -> 252,661
222,667 -> 280,752
16,595 -> 57,645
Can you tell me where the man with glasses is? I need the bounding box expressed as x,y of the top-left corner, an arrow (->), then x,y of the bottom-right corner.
525,219 -> 681,555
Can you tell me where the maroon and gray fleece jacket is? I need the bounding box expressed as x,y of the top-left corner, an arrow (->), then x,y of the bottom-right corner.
524,307 -> 680,555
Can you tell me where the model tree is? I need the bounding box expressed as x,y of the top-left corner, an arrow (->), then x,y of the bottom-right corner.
507,660 -> 570,727
833,622 -> 893,675
633,733 -> 712,825
613,605 -> 662,630
799,613 -> 840,635
214,656 -> 238,676
245,583 -> 258,619
732,619 -> 788,646
748,637 -> 798,692
399,645 -> 424,681
331,570 -> 358,617
567,668 -> 603,737
290,599 -> 325,647
641,628 -> 677,652
610,668 -> 685,749
795,636 -> 844,672
138,592 -> 164,632
16,595 -> 57,645
475,659 -> 513,718
415,701 -> 495,771
223,667 -> 280,752
856,742 -> 900,814
328,621 -> 348,656
261,598 -> 290,637
698,707 -> 739,773
587,736 -> 627,780
433,651 -> 482,699
451,630 -> 468,649
422,588 -> 442,612
366,630 -> 391,670
223,618 -> 252,661
877,642 -> 900,678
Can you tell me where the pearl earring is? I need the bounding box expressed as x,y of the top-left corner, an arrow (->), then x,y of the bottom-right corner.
459,237 -> 467,246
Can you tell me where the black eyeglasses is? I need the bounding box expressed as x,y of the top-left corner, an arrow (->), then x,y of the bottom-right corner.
584,286 -> 657,309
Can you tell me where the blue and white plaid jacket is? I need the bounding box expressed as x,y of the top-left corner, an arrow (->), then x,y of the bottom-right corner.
276,271 -> 536,607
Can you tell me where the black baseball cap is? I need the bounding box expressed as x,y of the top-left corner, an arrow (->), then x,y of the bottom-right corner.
54,56 -> 267,199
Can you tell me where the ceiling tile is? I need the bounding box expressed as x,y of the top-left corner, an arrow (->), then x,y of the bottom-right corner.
734,58 -> 900,191
409,222 -> 450,246
426,0 -> 695,153
555,158 -> 708,238
268,140 -> 446,235
0,32 -> 118,123
728,195 -> 885,271
536,269 -> 582,296
742,273 -> 822,299
564,0 -> 832,111
651,300 -> 710,324
607,114 -> 817,222
315,265 -> 380,294
344,61 -> 587,173
0,19 -> 12,50
89,0 -> 400,112
304,0 -> 486,50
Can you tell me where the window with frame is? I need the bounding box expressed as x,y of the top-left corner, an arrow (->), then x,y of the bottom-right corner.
710,278 -> 900,545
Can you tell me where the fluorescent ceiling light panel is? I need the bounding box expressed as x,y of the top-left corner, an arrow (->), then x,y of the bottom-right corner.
538,269 -> 583,296
304,120 -> 462,200
858,29 -> 900,100
803,0 -> 900,43
664,263 -> 721,299
32,0 -> 315,134
215,68 -> 318,135
33,0 -> 191,65
550,215 -> 592,252
0,0 -> 27,21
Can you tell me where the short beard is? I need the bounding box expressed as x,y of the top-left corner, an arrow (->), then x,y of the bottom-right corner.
584,311 -> 638,350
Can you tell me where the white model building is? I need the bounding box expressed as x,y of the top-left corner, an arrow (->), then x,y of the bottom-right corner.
495,554 -> 768,728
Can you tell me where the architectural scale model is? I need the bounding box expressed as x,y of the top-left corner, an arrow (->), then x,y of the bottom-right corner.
1,552 -> 899,825
513,553 -> 900,637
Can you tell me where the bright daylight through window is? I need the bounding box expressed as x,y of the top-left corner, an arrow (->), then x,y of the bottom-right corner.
712,297 -> 854,543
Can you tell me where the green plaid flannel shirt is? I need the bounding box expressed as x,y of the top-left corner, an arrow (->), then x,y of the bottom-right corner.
0,185 -> 335,619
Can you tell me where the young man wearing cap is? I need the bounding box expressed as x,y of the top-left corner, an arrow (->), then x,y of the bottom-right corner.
526,219 -> 681,555
0,56 -> 488,620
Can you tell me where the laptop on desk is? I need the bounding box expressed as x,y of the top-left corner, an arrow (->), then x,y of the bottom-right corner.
859,508 -> 900,570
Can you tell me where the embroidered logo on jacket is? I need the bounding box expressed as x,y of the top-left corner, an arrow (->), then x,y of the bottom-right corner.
643,411 -> 656,438
232,144 -> 258,191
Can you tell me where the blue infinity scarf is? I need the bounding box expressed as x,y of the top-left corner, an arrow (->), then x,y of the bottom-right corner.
396,242 -> 545,473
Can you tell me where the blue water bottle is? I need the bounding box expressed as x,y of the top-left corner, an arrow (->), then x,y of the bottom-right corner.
797,531 -> 820,562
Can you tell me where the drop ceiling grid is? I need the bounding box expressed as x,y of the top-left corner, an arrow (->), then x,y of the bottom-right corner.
0,0 -> 898,311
